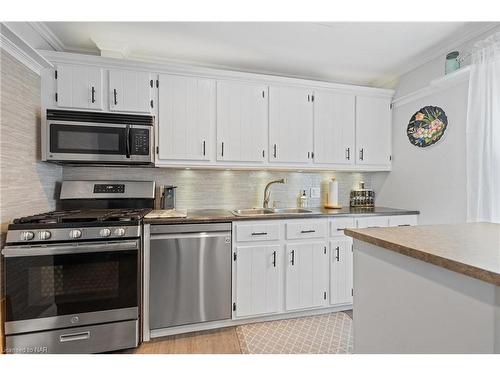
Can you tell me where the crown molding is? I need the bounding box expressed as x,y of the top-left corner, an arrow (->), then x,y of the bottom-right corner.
371,22 -> 500,88
391,66 -> 471,109
0,23 -> 53,75
28,22 -> 65,51
39,50 -> 395,97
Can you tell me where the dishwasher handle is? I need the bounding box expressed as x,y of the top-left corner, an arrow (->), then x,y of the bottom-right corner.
150,231 -> 231,241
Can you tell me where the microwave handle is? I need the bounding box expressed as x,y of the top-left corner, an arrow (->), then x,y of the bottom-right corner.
125,125 -> 131,158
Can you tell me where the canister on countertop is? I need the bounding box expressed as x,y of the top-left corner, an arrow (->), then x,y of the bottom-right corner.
325,177 -> 341,209
350,181 -> 375,208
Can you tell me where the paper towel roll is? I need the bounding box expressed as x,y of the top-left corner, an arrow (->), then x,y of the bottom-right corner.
327,178 -> 340,208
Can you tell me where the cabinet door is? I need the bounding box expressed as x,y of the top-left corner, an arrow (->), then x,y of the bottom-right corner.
109,70 -> 152,113
330,238 -> 353,305
158,74 -> 215,161
313,90 -> 355,164
285,242 -> 328,311
56,64 -> 103,110
269,86 -> 313,163
216,81 -> 268,162
235,245 -> 281,318
355,95 -> 392,166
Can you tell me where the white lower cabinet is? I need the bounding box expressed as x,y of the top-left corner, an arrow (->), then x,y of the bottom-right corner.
234,244 -> 281,318
285,241 -> 329,311
330,237 -> 353,305
232,215 -> 418,320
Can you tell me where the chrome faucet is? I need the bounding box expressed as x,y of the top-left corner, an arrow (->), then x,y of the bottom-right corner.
263,178 -> 287,208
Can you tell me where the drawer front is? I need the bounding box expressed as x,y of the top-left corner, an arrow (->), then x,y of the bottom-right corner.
330,218 -> 356,237
356,216 -> 389,229
5,320 -> 138,354
235,222 -> 280,242
285,219 -> 327,240
388,215 -> 418,227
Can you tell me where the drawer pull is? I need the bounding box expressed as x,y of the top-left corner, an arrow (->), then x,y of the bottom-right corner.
60,331 -> 90,343
367,226 -> 380,229
272,251 -> 277,267
335,246 -> 340,261
291,250 -> 295,266
398,224 -> 411,227
251,232 -> 268,236
336,228 -> 347,231
300,229 -> 316,234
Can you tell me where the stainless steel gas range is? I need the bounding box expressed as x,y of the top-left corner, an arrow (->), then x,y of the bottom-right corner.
1,180 -> 155,354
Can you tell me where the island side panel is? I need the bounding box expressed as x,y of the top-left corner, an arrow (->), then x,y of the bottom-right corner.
353,240 -> 498,353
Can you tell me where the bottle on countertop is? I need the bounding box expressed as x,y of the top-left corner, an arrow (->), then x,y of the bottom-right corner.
298,190 -> 308,208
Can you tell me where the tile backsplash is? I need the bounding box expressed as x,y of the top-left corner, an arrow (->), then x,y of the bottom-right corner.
63,167 -> 376,210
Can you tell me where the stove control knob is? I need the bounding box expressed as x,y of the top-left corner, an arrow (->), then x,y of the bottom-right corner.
99,228 -> 111,237
69,229 -> 82,239
20,231 -> 35,241
38,230 -> 51,240
114,228 -> 126,237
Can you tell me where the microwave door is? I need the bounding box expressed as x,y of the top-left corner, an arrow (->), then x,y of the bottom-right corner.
47,121 -> 152,164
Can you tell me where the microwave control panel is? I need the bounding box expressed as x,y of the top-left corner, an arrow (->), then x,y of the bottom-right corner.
131,128 -> 150,155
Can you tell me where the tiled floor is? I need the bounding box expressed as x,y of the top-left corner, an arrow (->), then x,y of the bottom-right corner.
236,311 -> 353,354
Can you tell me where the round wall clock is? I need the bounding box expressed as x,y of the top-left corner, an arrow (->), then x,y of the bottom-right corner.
407,106 -> 448,148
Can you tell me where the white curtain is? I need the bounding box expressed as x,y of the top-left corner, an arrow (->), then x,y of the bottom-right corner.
466,32 -> 500,223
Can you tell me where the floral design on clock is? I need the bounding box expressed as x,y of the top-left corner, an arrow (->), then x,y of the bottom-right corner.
407,106 -> 448,147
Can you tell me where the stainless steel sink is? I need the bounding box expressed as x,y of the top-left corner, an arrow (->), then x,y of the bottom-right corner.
231,207 -> 313,216
231,208 -> 274,216
271,208 -> 313,214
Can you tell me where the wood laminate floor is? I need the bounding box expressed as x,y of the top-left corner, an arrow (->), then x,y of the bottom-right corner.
123,311 -> 353,354
125,327 -> 242,354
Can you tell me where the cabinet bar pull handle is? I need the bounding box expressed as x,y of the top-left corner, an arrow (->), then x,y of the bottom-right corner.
91,86 -> 95,103
300,229 -> 315,234
221,142 -> 224,157
272,251 -> 277,267
251,232 -> 268,236
346,147 -> 350,160
398,224 -> 411,227
308,151 -> 310,159
336,228 -> 347,231
291,250 -> 295,265
113,89 -> 117,105
359,148 -> 364,161
202,140 -> 206,156
336,246 -> 340,261
273,144 -> 277,158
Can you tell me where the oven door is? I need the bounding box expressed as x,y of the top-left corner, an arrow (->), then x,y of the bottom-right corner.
2,240 -> 139,335
47,121 -> 153,164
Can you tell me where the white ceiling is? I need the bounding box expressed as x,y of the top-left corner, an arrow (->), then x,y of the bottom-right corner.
21,22 -> 497,86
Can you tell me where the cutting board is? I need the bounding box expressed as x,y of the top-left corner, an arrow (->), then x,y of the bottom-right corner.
144,209 -> 188,219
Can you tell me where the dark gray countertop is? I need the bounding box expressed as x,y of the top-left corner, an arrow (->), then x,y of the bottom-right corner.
144,206 -> 420,225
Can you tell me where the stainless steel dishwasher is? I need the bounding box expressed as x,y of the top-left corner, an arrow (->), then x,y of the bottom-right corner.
146,223 -> 232,334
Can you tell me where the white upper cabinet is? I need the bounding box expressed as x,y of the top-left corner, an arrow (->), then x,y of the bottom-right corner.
313,90 -> 355,165
216,81 -> 268,163
56,64 -> 103,110
157,74 -> 215,161
108,69 -> 153,113
355,95 -> 392,166
269,86 -> 313,164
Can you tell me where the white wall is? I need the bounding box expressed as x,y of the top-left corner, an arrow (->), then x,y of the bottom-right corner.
373,80 -> 469,224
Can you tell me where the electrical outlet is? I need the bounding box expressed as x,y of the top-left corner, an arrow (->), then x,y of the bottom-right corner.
310,187 -> 320,198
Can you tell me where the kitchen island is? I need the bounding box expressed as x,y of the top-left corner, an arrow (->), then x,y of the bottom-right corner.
345,223 -> 500,354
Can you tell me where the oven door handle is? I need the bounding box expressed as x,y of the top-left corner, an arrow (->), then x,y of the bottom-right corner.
1,240 -> 139,257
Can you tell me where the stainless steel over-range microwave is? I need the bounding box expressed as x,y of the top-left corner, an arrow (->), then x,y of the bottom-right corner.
42,109 -> 154,165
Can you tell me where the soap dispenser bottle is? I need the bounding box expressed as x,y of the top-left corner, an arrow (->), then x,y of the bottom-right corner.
298,190 -> 308,208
